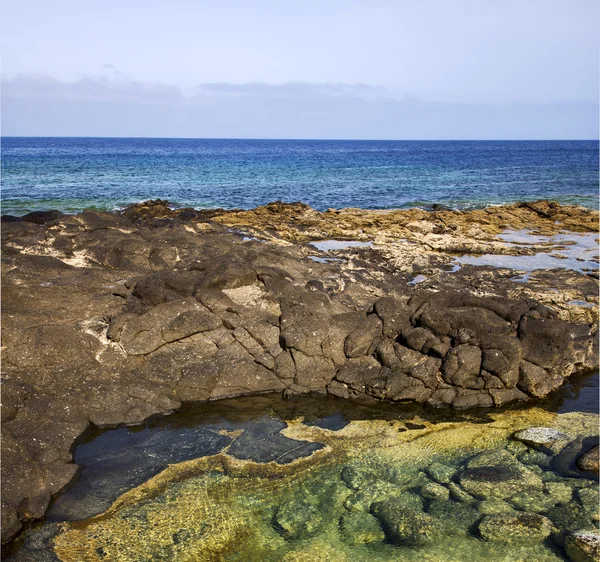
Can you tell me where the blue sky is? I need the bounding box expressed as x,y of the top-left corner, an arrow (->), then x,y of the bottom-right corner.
1,0 -> 598,138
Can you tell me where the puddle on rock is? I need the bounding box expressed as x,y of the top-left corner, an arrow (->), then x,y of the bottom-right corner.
309,240 -> 374,252
409,274 -> 428,285
5,374 -> 599,562
308,255 -> 345,264
456,230 -> 599,274
567,300 -> 596,309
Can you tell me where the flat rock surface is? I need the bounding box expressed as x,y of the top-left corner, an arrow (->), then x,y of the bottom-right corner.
1,200 -> 598,543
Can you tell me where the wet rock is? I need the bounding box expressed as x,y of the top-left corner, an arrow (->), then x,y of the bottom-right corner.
553,437 -> 600,479
566,530 -> 600,562
339,512 -> 385,545
577,445 -> 599,475
489,387 -> 529,407
513,427 -> 571,454
371,500 -> 442,546
452,389 -> 494,409
478,513 -> 554,543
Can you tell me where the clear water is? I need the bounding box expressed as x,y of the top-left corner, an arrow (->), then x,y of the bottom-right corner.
1,138 -> 598,215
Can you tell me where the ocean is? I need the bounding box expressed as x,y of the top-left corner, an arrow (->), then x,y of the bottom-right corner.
1,137 -> 598,216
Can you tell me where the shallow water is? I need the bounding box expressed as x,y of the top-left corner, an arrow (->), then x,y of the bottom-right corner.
5,373 -> 598,561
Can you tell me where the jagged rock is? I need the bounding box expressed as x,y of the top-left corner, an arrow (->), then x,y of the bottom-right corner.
344,314 -> 382,358
373,297 -> 411,338
442,344 -> 483,389
517,360 -> 554,398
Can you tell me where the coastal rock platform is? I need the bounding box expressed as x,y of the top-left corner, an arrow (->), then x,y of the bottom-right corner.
1,200 -> 598,543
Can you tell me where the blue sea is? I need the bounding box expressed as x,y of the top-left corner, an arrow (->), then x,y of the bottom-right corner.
1,138 -> 598,215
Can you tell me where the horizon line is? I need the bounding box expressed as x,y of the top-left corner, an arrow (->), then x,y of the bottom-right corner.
3,135 -> 599,142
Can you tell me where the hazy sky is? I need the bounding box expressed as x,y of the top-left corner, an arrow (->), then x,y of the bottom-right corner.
1,0 -> 598,138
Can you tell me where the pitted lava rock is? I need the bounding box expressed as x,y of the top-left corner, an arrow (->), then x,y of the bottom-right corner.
1,200 -> 598,543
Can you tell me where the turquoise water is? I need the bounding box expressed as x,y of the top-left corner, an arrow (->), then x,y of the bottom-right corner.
1,138 -> 598,215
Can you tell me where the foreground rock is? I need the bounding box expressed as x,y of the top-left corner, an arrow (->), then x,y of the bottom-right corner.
1,200 -> 598,543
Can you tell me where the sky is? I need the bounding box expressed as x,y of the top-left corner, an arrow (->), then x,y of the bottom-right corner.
1,0 -> 598,139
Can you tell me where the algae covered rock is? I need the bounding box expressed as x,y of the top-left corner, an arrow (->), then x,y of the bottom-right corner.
339,512 -> 385,545
428,499 -> 481,536
421,482 -> 450,501
458,450 -> 542,500
565,530 -> 600,562
371,499 -> 442,546
425,461 -> 456,484
273,497 -> 323,539
478,513 -> 554,543
576,487 -> 600,521
477,500 -> 516,516
547,502 -> 596,547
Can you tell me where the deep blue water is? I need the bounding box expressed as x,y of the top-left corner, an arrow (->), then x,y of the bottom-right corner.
1,137 -> 598,215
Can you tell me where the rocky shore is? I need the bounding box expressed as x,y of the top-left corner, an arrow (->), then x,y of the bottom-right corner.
1,199 -> 598,544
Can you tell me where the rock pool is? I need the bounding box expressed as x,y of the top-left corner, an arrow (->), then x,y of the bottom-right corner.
5,374 -> 599,562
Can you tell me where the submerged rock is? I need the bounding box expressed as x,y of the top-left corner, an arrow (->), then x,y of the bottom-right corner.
425,461 -> 456,484
458,450 -> 542,500
273,497 -> 324,539
478,513 -> 554,543
371,500 -> 442,546
339,512 -> 385,545
565,530 -> 600,562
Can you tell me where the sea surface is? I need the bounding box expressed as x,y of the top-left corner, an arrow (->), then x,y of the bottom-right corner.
1,138 -> 598,215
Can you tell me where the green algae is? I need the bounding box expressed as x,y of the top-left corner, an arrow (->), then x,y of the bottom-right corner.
51,409 -> 599,562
